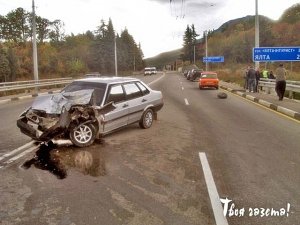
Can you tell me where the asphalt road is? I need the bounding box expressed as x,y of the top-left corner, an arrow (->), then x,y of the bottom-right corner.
0,72 -> 299,225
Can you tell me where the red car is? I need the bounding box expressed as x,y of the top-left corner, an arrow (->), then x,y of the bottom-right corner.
199,71 -> 219,89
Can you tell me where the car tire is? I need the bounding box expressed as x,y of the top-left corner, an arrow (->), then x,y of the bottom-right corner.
217,92 -> 227,99
139,108 -> 154,129
199,86 -> 203,90
216,86 -> 219,90
70,123 -> 97,147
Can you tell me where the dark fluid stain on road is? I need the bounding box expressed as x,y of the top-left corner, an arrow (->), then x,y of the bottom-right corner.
22,141 -> 67,179
22,140 -> 106,179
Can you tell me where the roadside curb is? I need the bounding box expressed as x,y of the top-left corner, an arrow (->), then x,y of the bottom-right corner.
220,85 -> 300,121
0,90 -> 59,105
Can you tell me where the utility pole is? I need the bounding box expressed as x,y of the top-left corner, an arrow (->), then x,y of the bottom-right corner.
205,31 -> 208,71
255,0 -> 260,70
32,0 -> 39,93
114,35 -> 118,76
193,45 -> 196,65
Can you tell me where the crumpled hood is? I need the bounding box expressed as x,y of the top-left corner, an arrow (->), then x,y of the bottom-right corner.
31,89 -> 94,114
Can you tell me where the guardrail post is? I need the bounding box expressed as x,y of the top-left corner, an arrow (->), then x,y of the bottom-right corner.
267,87 -> 271,94
289,91 -> 293,99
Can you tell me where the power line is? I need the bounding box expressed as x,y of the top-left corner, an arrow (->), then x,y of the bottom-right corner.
170,0 -> 186,19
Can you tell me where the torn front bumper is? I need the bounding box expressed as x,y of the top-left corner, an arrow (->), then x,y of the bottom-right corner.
17,107 -> 71,141
16,99 -> 116,142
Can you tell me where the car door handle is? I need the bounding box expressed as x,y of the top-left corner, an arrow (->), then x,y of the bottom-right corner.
123,103 -> 129,108
142,99 -> 147,102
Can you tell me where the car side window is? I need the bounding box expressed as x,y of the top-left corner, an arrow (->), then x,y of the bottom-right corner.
136,82 -> 150,95
106,85 -> 126,104
123,83 -> 143,100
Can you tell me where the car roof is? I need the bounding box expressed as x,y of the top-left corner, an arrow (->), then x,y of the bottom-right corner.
75,76 -> 139,84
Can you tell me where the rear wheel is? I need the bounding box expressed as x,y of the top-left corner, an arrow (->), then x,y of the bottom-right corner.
70,123 -> 96,147
139,109 -> 154,129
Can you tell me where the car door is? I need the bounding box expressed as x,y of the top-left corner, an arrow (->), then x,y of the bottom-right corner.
123,82 -> 148,124
102,84 -> 129,133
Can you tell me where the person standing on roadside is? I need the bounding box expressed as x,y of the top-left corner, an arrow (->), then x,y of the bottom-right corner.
275,63 -> 287,101
262,69 -> 269,79
255,68 -> 261,92
247,66 -> 256,93
269,71 -> 275,79
243,67 -> 249,90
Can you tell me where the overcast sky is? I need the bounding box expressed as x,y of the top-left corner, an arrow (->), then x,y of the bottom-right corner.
0,0 -> 299,58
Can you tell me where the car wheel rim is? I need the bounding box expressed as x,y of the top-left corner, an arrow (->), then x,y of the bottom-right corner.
74,124 -> 92,144
145,111 -> 153,127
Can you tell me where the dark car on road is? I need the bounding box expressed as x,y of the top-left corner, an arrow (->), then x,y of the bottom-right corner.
17,77 -> 164,147
189,69 -> 203,81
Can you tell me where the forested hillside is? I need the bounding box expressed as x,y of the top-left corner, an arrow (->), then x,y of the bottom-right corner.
0,8 -> 144,82
146,3 -> 300,72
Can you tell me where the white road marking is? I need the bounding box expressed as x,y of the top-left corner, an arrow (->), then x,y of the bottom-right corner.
184,98 -> 189,105
0,141 -> 36,161
148,73 -> 165,86
199,152 -> 229,225
4,145 -> 39,165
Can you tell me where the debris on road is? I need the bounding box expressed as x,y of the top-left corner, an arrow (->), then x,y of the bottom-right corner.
217,92 -> 228,99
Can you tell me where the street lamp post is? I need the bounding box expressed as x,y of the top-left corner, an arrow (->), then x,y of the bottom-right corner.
114,36 -> 118,76
193,45 -> 196,65
255,0 -> 260,69
32,0 -> 39,93
205,31 -> 208,71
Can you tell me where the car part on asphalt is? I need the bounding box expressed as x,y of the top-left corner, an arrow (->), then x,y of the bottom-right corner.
217,92 -> 228,99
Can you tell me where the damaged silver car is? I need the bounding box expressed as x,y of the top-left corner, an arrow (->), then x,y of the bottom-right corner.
17,77 -> 164,147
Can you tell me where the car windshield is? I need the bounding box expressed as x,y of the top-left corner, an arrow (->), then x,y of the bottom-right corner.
201,74 -> 217,79
61,81 -> 107,105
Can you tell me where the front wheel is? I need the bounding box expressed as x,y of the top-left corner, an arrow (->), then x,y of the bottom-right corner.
139,109 -> 154,129
70,123 -> 97,147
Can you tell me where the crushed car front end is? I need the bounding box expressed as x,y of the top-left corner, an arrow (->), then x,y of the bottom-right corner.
17,89 -> 115,147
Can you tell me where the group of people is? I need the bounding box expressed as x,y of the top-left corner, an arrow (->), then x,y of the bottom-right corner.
244,64 -> 287,100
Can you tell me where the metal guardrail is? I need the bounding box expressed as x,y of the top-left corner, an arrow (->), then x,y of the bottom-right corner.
0,78 -> 73,93
258,78 -> 300,99
0,77 -> 72,87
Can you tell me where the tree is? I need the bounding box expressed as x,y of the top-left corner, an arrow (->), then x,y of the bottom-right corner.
35,16 -> 50,43
0,48 -> 11,82
0,15 -> 8,41
182,25 -> 192,62
89,18 -> 116,74
7,47 -> 18,81
1,8 -> 30,43
119,28 -> 138,71
49,19 -> 65,44
95,19 -> 107,39
182,24 -> 198,63
104,18 -> 116,73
